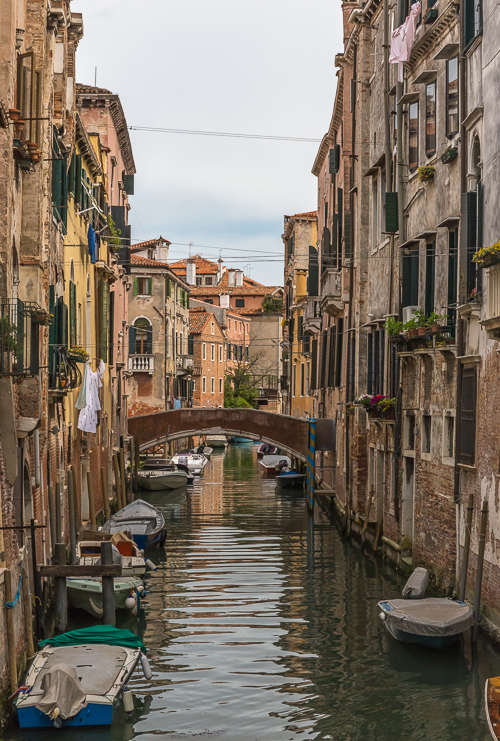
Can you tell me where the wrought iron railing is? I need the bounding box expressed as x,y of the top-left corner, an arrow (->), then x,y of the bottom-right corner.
0,298 -> 40,376
49,345 -> 82,392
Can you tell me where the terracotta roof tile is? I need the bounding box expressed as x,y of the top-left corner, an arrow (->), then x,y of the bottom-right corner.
131,255 -> 169,268
231,308 -> 263,316
188,310 -> 210,333
287,210 -> 318,219
170,255 -> 220,275
190,284 -> 282,297
131,236 -> 171,254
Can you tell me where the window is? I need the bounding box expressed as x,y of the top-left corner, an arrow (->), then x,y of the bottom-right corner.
367,329 -> 385,395
292,364 -> 296,398
219,345 -> 223,362
211,321 -> 215,335
219,377 -> 223,393
228,318 -> 231,330
425,241 -> 435,315
402,248 -> 419,308
211,344 -> 215,361
202,342 -> 206,360
239,322 -> 242,332
202,376 -> 206,393
211,377 -> 215,393
448,228 -> 458,330
135,277 -> 151,296
131,317 -> 152,355
300,364 -> 305,396
446,58 -> 459,137
236,299 -> 245,308
459,366 -> 477,465
464,0 -> 482,47
425,83 -> 436,157
422,414 -> 432,455
306,362 -> 310,395
409,102 -> 419,171
205,299 -> 214,305
443,415 -> 455,459
196,277 -> 202,285
372,175 -> 379,246
404,414 -> 416,450
206,277 -> 213,285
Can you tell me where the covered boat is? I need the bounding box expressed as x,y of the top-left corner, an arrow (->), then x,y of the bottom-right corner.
101,499 -> 166,550
67,574 -> 144,618
485,677 -> 500,739
259,455 -> 291,476
205,434 -> 227,448
257,443 -> 279,458
138,459 -> 189,490
378,568 -> 474,649
77,529 -> 155,576
195,444 -> 213,458
171,452 -> 208,475
15,626 -> 151,729
275,471 -> 306,489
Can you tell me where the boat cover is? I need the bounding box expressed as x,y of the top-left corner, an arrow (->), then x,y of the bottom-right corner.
39,625 -> 146,652
79,529 -> 135,548
36,663 -> 86,720
379,598 -> 474,636
260,455 -> 291,468
402,567 -> 429,599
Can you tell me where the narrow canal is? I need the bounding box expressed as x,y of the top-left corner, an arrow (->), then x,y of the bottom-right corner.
9,444 -> 500,740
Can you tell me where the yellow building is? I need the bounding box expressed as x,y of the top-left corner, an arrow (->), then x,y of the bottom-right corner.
282,211 -> 318,418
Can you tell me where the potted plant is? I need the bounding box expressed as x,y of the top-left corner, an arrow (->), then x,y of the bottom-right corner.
13,118 -> 25,138
441,146 -> 458,164
356,394 -> 374,409
377,397 -> 396,420
403,317 -> 418,338
0,316 -> 18,352
32,309 -> 53,326
369,394 -> 386,418
417,165 -> 435,182
473,240 -> 500,268
427,311 -> 448,333
8,109 -> 21,121
68,345 -> 90,363
384,316 -> 404,340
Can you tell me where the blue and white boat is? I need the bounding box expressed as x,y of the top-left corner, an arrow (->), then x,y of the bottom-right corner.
378,568 -> 474,649
15,626 -> 152,729
101,499 -> 166,551
232,436 -> 252,444
275,471 -> 306,489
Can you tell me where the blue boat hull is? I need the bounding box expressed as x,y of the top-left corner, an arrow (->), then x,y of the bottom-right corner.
384,623 -> 462,650
18,701 -> 113,728
134,529 -> 163,551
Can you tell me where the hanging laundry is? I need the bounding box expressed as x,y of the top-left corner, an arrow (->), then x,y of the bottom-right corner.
87,224 -> 96,264
77,361 -> 105,434
389,3 -> 421,82
95,231 -> 101,263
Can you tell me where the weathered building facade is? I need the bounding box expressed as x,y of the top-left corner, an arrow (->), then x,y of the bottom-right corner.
188,307 -> 225,408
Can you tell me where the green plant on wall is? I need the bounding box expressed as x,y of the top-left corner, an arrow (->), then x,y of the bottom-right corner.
107,214 -> 123,248
262,295 -> 283,313
0,316 -> 18,352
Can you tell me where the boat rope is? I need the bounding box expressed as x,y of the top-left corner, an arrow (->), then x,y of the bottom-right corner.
5,575 -> 22,609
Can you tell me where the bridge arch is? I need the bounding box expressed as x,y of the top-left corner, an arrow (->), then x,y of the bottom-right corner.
128,408 -> 316,461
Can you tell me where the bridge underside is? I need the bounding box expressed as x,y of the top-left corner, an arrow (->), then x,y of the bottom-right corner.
127,408 -> 311,462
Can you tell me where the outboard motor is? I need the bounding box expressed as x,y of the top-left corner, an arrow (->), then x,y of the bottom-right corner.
402,567 -> 429,599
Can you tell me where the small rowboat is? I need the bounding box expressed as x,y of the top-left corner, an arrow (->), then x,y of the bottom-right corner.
77,530 -> 156,576
486,677 -> 500,739
67,574 -> 144,618
257,443 -> 279,458
259,455 -> 291,476
101,500 -> 166,551
15,626 -> 151,729
275,471 -> 306,489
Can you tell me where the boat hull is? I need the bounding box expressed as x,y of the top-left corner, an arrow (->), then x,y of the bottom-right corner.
18,701 -> 113,729
233,436 -> 252,443
67,577 -> 143,618
485,678 -> 500,740
276,473 -> 305,489
138,472 -> 188,490
383,621 -> 462,650
102,499 -> 165,551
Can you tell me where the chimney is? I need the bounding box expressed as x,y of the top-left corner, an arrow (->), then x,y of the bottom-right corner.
228,270 -> 235,286
217,258 -> 224,284
220,294 -> 230,308
235,270 -> 243,287
186,259 -> 196,285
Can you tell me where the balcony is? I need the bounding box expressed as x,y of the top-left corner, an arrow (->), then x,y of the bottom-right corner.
49,346 -> 83,393
192,365 -> 202,376
0,299 -> 40,376
320,269 -> 343,317
303,298 -> 321,334
176,354 -> 194,373
129,354 -> 154,372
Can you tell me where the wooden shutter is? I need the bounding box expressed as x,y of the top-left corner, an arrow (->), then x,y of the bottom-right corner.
402,249 -> 419,308
311,338 -> 318,391
134,277 -> 138,295
425,242 -> 436,315
335,318 -> 344,387
68,153 -> 76,195
461,191 -> 477,298
385,192 -> 398,233
329,147 -> 339,175
188,335 -> 194,355
307,246 -> 319,296
69,281 -> 76,347
57,297 -> 68,347
129,326 -> 136,355
99,281 -> 109,360
289,317 -> 295,344
344,211 -> 351,260
328,326 -> 336,388
297,316 -> 303,342
146,325 -> 153,354
367,333 -> 373,394
74,154 -> 82,206
108,290 -> 114,366
148,277 -> 153,296
459,366 -> 477,464
123,173 -> 135,195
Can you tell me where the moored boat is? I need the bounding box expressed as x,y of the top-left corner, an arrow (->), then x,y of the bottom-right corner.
138,459 -> 189,490
378,568 -> 474,649
275,471 -> 306,489
15,625 -> 151,729
77,529 -> 155,576
259,454 -> 291,476
195,444 -> 213,458
171,452 -> 208,475
101,499 -> 166,550
485,677 -> 500,739
232,436 -> 252,443
257,443 -> 279,458
205,434 -> 228,448
67,574 -> 144,618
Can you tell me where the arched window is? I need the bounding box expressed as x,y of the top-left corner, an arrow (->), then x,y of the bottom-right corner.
130,317 -> 153,355
471,133 -> 481,184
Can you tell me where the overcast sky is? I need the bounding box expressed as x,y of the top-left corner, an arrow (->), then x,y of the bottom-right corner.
73,0 -> 342,285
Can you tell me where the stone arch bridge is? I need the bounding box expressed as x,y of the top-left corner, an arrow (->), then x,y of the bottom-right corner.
127,408 -> 335,463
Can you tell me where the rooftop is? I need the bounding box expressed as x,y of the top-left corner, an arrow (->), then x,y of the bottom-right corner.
190,284 -> 282,297
131,236 -> 171,254
131,255 -> 169,268
170,255 -> 220,275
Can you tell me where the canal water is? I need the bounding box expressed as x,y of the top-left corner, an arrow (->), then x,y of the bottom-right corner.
8,444 -> 500,740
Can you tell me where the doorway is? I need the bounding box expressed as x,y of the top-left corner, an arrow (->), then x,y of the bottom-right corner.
402,456 -> 415,549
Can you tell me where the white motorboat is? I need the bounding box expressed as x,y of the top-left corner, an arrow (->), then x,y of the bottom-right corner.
259,455 -> 291,476
171,452 -> 208,475
257,443 -> 279,458
195,444 -> 213,458
205,435 -> 228,448
76,530 -> 156,576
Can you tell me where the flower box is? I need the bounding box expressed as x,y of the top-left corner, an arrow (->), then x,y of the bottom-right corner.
479,253 -> 500,269
441,147 -> 458,164
417,166 -> 435,182
381,407 -> 395,421
32,310 -> 53,326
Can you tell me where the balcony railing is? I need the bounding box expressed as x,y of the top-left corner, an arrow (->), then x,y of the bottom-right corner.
0,299 -> 40,376
320,269 -> 343,317
49,346 -> 82,392
192,366 -> 202,376
176,354 -> 194,371
129,354 -> 154,372
303,297 -> 321,333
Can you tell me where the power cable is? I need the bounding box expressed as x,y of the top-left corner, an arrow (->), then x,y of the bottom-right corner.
128,126 -> 321,143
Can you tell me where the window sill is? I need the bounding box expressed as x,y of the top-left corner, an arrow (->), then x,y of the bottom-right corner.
420,452 -> 431,462
458,463 -> 477,472
403,450 -> 416,458
441,456 -> 455,467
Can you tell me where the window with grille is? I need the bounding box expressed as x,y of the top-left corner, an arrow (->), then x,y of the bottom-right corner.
236,299 -> 245,308
409,102 -> 419,171
446,58 -> 459,137
459,366 -> 477,465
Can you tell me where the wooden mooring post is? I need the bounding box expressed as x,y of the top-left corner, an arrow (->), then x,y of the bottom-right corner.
101,466 -> 110,522
54,543 -> 67,632
86,470 -> 96,530
113,453 -> 122,510
101,541 -> 115,626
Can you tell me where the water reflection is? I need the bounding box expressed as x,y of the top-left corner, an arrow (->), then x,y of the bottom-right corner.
6,444 -> 499,740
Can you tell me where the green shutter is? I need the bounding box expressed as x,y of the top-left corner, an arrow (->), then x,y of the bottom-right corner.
385,192 -> 398,233
134,277 -> 138,295
402,249 -> 419,308
99,281 -> 109,360
146,326 -> 153,354
74,154 -> 82,206
109,289 -> 114,366
129,326 -> 136,355
69,281 -> 76,347
167,278 -> 171,297
148,277 -> 152,296
307,245 -> 319,296
68,153 -> 76,195
344,210 -> 351,260
123,173 -> 135,195
188,335 -> 194,355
